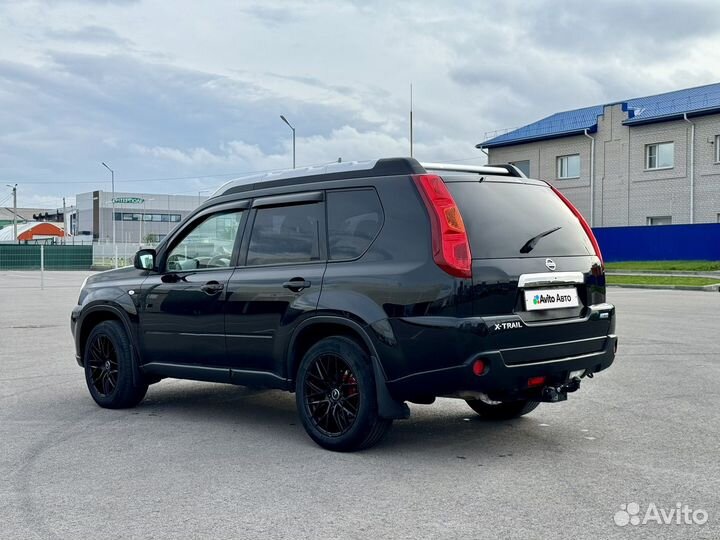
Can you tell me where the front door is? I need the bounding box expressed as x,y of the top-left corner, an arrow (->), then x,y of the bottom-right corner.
225,197 -> 326,374
139,208 -> 245,366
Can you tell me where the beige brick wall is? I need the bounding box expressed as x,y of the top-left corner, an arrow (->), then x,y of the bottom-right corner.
487,106 -> 720,226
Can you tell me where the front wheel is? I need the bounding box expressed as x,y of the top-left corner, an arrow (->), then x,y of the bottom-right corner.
296,336 -> 392,451
465,398 -> 539,420
84,320 -> 148,409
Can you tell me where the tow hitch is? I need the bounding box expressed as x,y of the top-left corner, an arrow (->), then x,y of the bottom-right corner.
540,377 -> 581,403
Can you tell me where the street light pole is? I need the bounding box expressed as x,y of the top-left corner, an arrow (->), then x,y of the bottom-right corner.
101,162 -> 117,268
280,115 -> 296,169
5,184 -> 17,242
140,198 -> 154,246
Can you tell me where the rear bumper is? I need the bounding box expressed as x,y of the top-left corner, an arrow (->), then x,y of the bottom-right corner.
386,334 -> 617,401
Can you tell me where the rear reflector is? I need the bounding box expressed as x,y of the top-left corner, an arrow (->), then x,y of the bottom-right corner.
527,376 -> 546,388
472,359 -> 486,376
548,184 -> 604,267
412,174 -> 472,278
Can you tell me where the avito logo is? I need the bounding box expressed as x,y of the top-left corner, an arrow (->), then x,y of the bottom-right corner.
533,294 -> 555,305
533,293 -> 573,306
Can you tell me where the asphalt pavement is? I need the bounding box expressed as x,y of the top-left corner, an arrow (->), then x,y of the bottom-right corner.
1,272 -> 718,539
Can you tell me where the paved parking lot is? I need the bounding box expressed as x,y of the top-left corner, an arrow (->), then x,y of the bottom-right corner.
1,272 -> 718,539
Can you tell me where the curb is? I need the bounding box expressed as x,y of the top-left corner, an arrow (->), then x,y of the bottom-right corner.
608,284 -> 720,292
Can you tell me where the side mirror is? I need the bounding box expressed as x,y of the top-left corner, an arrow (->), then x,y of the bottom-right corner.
134,248 -> 156,271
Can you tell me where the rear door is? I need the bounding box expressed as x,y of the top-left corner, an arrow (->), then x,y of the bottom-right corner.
224,192 -> 327,374
444,177 -> 610,361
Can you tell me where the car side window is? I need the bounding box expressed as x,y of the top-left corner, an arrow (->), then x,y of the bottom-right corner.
246,203 -> 322,266
327,189 -> 383,260
166,210 -> 243,271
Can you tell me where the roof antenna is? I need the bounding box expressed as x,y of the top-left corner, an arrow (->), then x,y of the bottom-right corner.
409,83 -> 414,158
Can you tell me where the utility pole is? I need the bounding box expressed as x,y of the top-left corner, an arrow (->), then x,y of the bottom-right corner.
101,162 -> 117,268
5,184 -> 17,242
62,197 -> 67,245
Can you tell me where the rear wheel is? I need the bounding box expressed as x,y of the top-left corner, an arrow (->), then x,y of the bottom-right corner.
84,320 -> 148,409
465,398 -> 539,420
296,336 -> 392,451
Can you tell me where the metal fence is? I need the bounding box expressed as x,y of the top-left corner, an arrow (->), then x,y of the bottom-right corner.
594,223 -> 720,262
0,242 -> 150,289
0,245 -> 94,289
91,242 -> 144,269
0,245 -> 92,270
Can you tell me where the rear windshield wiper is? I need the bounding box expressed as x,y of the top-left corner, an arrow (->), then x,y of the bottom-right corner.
519,226 -> 562,254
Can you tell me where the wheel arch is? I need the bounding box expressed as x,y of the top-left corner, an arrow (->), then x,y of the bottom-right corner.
287,316 -> 409,420
77,304 -> 136,366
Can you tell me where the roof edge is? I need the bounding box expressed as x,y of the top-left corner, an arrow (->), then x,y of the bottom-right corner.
624,105 -> 720,126
476,125 -> 598,149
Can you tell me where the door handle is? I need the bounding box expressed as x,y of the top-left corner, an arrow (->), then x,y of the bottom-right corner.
201,281 -> 225,295
282,278 -> 311,292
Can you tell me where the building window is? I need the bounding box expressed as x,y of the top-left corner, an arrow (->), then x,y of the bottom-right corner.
645,142 -> 674,170
510,160 -> 530,177
647,216 -> 672,226
556,154 -> 580,179
715,135 -> 720,163
114,212 -> 181,222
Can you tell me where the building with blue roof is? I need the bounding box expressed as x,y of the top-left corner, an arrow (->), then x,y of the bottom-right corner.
477,83 -> 720,227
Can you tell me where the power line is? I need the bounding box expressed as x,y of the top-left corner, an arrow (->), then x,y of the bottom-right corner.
1,153 -> 488,187
0,171 -> 252,186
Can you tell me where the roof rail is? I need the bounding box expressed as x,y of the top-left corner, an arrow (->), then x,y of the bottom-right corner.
421,162 -> 526,178
211,157 -> 425,198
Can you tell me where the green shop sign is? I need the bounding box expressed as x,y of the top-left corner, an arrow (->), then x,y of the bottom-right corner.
112,197 -> 145,204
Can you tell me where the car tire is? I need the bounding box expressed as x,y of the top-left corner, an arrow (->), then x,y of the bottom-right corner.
465,398 -> 539,420
83,320 -> 148,409
296,336 -> 392,451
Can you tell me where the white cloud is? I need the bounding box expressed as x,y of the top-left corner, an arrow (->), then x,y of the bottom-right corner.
1,0 -> 719,207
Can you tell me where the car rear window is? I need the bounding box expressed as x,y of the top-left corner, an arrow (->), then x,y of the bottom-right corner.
445,180 -> 594,259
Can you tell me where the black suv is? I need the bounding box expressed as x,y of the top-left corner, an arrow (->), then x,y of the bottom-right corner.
71,158 -> 616,451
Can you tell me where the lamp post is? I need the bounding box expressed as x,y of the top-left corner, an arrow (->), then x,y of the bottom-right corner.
140,198 -> 154,246
280,115 -> 296,169
5,184 -> 17,242
101,162 -> 117,268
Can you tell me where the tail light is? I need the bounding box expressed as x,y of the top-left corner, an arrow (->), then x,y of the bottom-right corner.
548,184 -> 603,267
412,174 -> 472,279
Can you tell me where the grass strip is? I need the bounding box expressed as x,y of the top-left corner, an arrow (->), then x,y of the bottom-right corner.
604,261 -> 720,272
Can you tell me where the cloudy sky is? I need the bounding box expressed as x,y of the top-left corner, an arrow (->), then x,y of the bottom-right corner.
2,0 -> 720,208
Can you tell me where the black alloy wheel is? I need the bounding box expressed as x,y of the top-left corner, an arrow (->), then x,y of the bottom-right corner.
83,320 -> 148,409
303,353 -> 360,437
87,334 -> 119,397
296,336 -> 392,451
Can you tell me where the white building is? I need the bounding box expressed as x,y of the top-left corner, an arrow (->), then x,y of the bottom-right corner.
73,191 -> 208,243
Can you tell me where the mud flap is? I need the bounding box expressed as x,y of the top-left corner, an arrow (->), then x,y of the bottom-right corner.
371,355 -> 410,419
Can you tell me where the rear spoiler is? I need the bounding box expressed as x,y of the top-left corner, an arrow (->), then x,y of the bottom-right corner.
421,162 -> 526,178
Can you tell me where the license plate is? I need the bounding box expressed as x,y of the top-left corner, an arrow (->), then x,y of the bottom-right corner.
524,287 -> 579,311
